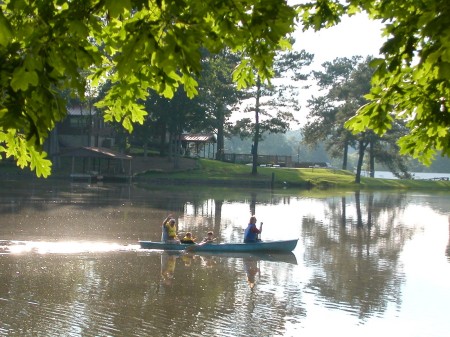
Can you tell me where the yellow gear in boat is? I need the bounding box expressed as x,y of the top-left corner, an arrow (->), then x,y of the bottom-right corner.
166,222 -> 177,237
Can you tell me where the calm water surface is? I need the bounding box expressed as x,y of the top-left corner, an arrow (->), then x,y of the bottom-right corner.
1,180 -> 449,337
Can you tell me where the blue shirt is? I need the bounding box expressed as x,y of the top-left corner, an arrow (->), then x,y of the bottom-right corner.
244,223 -> 259,243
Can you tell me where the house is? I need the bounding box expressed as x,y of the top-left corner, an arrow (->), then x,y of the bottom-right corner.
57,105 -> 115,148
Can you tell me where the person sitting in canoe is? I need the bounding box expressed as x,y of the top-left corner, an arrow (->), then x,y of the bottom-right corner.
201,231 -> 216,244
244,216 -> 262,243
180,232 -> 196,244
185,231 -> 216,251
161,215 -> 180,243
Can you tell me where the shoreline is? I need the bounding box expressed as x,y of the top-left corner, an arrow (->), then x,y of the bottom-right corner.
2,158 -> 450,191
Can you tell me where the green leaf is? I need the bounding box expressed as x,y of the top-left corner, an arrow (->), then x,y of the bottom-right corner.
438,61 -> 450,79
29,147 -> 52,178
233,60 -> 255,89
0,12 -> 12,47
278,38 -> 292,51
130,104 -> 146,124
0,131 -> 52,177
11,67 -> 39,91
122,116 -> 133,132
105,0 -> 131,18
182,74 -> 198,98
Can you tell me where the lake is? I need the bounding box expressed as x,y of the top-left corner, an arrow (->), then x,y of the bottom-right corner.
1,180 -> 449,337
369,171 -> 450,180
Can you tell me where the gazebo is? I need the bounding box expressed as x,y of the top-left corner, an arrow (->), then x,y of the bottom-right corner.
180,133 -> 217,158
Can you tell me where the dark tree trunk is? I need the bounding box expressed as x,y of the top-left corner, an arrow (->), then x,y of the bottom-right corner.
342,139 -> 348,170
158,121 -> 166,156
216,106 -> 225,161
252,77 -> 261,175
355,190 -> 363,227
355,139 -> 369,184
369,141 -> 375,177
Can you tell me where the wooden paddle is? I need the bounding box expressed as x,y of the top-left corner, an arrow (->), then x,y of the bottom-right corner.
258,222 -> 263,241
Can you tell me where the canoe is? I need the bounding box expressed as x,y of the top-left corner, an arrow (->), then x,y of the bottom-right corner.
138,239 -> 298,253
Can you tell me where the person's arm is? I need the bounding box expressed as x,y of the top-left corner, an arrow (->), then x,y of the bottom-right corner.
251,225 -> 261,234
162,214 -> 172,226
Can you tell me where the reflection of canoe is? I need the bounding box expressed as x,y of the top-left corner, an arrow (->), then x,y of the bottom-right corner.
137,250 -> 297,265
138,239 -> 298,253
189,251 -> 298,265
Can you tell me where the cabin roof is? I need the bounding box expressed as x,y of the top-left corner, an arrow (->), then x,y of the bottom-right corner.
60,147 -> 132,160
180,133 -> 216,143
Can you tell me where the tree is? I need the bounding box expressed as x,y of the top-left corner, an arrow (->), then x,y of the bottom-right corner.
132,50 -> 242,161
195,50 -> 242,160
0,0 -> 297,177
233,48 -> 313,175
298,0 -> 450,166
120,50 -> 241,163
143,87 -> 200,161
303,56 -> 411,183
302,57 -> 361,170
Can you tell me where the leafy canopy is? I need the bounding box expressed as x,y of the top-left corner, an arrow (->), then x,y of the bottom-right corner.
0,0 -> 296,176
299,0 -> 450,165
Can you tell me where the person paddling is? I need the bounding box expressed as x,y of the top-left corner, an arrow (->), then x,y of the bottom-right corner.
244,216 -> 262,243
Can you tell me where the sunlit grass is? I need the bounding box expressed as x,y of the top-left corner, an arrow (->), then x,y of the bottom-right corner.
136,159 -> 450,191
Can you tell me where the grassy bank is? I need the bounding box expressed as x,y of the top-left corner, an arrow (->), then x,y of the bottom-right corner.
136,159 -> 450,191
2,156 -> 449,190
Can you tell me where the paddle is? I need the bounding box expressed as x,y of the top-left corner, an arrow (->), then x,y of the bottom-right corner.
258,222 -> 263,241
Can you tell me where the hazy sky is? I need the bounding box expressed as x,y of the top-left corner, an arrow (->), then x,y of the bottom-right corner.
294,13 -> 385,66
231,13 -> 386,127
292,13 -> 385,125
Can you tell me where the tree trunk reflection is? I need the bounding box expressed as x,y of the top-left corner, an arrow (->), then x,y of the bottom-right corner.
302,192 -> 411,320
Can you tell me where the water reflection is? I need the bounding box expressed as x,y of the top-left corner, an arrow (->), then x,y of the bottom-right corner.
1,181 -> 449,336
157,250 -> 297,291
160,252 -> 178,286
447,215 -> 450,261
243,256 -> 259,289
302,191 -> 413,320
0,240 -> 133,255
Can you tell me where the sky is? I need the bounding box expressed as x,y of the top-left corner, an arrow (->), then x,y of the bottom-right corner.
293,13 -> 385,66
230,13 -> 386,127
290,13 -> 386,125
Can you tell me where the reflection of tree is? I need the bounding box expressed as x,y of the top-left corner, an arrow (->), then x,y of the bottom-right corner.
250,191 -> 257,215
303,192 -> 414,320
447,215 -> 450,261
236,259 -> 305,336
214,199 -> 223,236
0,252 -> 164,335
1,249 -> 303,336
0,181 -> 294,244
182,190 -> 279,243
